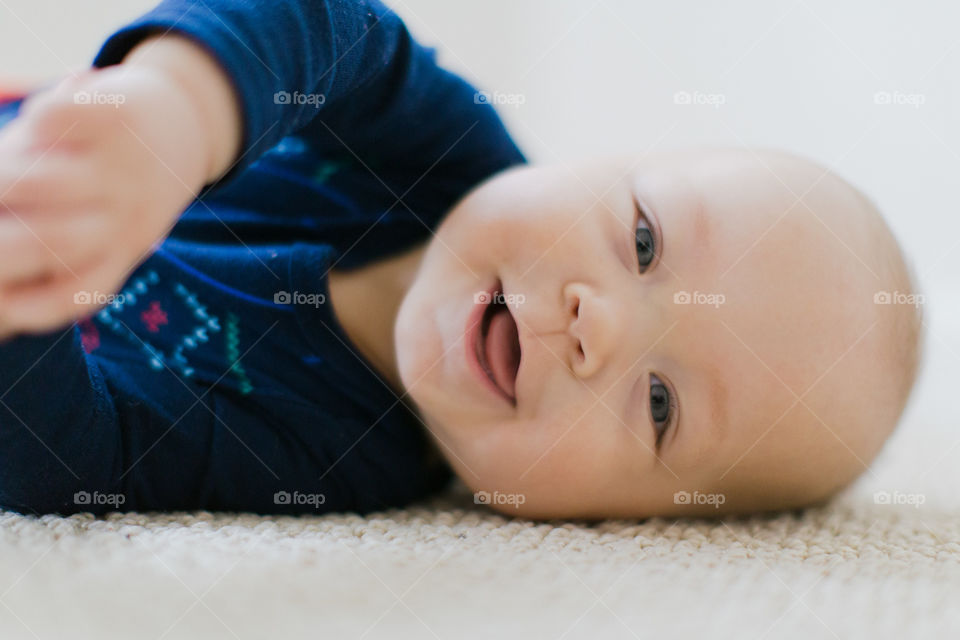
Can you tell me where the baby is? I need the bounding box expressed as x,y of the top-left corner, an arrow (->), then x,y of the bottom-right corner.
0,0 -> 921,519
394,151 -> 923,518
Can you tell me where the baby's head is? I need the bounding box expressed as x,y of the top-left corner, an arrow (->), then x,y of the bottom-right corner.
395,148 -> 922,519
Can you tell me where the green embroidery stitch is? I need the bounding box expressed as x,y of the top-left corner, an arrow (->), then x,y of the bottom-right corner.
312,160 -> 343,184
225,312 -> 254,395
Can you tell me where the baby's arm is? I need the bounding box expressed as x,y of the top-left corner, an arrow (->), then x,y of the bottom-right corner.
0,95 -> 356,516
91,0 -> 527,236
0,36 -> 241,340
0,0 -> 524,339
0,0 -> 525,515
92,0 -> 525,188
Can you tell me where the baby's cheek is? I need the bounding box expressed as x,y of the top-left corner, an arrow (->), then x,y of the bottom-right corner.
447,201 -> 557,264
511,413 -> 611,484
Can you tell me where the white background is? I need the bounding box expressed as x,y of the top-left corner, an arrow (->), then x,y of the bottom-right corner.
1,0 -> 957,455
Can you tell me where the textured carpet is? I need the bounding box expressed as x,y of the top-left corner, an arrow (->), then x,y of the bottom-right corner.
1,418 -> 959,640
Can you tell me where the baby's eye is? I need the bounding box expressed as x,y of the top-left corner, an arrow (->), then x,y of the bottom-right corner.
650,373 -> 673,440
635,210 -> 657,271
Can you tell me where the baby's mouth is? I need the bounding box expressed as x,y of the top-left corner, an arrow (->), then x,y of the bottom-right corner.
476,281 -> 521,404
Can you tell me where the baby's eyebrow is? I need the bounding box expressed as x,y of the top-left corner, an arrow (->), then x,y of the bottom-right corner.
670,363 -> 729,470
691,193 -> 711,248
705,361 -> 730,441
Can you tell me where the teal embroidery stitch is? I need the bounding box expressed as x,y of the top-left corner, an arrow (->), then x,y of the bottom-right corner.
224,312 -> 254,395
169,282 -> 220,377
312,160 -> 342,184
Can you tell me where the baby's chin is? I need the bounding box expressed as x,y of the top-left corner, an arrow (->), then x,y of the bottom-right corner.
393,280 -> 433,405
392,265 -> 473,433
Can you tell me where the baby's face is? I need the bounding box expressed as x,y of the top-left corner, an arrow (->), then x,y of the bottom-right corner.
395,148 -> 901,519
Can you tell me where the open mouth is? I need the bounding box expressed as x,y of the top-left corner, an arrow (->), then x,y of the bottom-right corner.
470,280 -> 521,405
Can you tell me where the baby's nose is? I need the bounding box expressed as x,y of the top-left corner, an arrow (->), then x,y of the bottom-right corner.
563,282 -> 623,379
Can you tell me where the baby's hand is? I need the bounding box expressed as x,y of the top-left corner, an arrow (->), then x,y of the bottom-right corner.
0,36 -> 240,339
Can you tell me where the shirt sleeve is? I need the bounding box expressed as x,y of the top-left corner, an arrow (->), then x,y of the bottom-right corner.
0,323 -> 398,516
91,0 -> 526,191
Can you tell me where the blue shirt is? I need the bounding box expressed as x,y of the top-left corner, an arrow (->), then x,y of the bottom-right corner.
0,0 -> 525,515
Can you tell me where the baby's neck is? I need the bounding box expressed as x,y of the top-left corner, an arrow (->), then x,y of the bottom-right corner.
326,243 -> 426,396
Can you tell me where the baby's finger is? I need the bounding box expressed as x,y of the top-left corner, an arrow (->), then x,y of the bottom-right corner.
18,79 -> 126,149
15,72 -> 93,118
0,269 -> 82,335
0,163 -> 98,212
0,212 -> 111,285
0,140 -> 100,211
0,253 -> 128,335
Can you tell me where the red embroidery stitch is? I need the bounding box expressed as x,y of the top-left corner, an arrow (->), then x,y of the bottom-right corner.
79,318 -> 100,353
141,301 -> 169,333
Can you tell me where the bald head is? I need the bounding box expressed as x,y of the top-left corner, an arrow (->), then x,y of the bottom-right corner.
696,149 -> 924,514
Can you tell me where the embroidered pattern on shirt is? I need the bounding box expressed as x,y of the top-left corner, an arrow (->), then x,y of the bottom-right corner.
224,312 -> 255,395
140,301 -> 169,333
79,318 -> 100,353
94,270 -> 221,379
